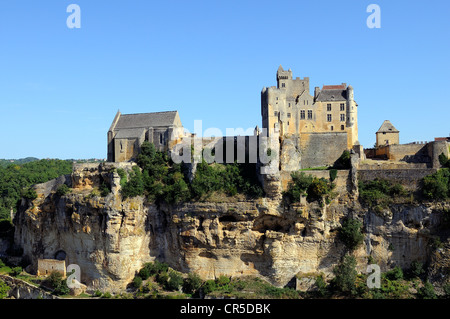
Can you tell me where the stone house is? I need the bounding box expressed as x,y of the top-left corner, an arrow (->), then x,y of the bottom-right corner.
376,120 -> 399,147
107,110 -> 185,162
37,259 -> 66,277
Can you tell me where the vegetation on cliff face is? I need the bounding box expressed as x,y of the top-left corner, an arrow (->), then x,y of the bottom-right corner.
358,178 -> 408,207
119,141 -> 264,204
284,171 -> 335,205
422,168 -> 450,201
0,159 -> 73,221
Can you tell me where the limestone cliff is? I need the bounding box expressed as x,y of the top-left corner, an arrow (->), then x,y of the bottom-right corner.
12,163 -> 450,293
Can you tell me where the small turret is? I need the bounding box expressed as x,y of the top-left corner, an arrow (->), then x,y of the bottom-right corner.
346,85 -> 356,127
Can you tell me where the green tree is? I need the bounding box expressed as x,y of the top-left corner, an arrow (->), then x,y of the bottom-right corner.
43,271 -> 70,296
183,272 -> 203,295
338,218 -> 364,251
166,271 -> 184,291
121,166 -> 144,198
331,255 -> 358,294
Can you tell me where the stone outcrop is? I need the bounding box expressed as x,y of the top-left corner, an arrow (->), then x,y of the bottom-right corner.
11,163 -> 450,294
0,275 -> 58,299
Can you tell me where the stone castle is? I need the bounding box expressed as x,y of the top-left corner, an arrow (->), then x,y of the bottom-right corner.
106,66 -> 448,181
6,66 -> 450,296
107,66 -> 362,171
261,65 -> 358,150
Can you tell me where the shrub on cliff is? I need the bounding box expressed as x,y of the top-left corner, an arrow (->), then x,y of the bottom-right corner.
285,172 -> 334,204
55,184 -> 71,197
338,218 -> 364,251
422,168 -> 449,201
358,178 -> 408,207
121,166 -> 145,198
0,279 -> 10,299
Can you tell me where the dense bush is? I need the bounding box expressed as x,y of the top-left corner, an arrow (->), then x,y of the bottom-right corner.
285,171 -> 335,204
384,266 -> 403,281
183,272 -> 203,295
417,281 -> 437,299
358,178 -> 408,207
422,168 -> 450,201
42,271 -> 70,296
121,166 -> 145,198
331,255 -> 358,294
338,218 -> 364,251
191,160 -> 263,199
0,279 -> 10,299
56,184 -> 71,197
166,271 -> 184,291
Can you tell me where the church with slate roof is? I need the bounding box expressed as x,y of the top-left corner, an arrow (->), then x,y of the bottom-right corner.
107,110 -> 185,162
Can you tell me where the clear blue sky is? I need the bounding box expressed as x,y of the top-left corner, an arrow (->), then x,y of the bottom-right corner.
1,0 -> 449,159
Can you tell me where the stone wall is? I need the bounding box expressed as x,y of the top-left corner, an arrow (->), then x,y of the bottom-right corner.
297,132 -> 348,169
358,168 -> 437,190
376,143 -> 429,163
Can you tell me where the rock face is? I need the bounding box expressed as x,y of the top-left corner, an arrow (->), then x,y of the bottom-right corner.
12,163 -> 450,293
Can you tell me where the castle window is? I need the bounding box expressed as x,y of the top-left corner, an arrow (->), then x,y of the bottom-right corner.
274,111 -> 278,117
340,114 -> 345,122
288,103 -> 290,107
160,133 -> 163,144
287,113 -> 291,118
340,103 -> 345,111
331,126 -> 334,131
281,83 -> 285,88
327,114 -> 332,122
307,110 -> 313,120
341,125 -> 345,130
300,110 -> 305,119
327,104 -> 332,111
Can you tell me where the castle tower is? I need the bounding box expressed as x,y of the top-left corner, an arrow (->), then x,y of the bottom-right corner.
346,85 -> 358,146
276,65 -> 293,88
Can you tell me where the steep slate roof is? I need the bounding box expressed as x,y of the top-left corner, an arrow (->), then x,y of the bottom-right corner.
114,128 -> 146,139
114,111 -> 179,130
377,120 -> 399,133
316,88 -> 347,102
